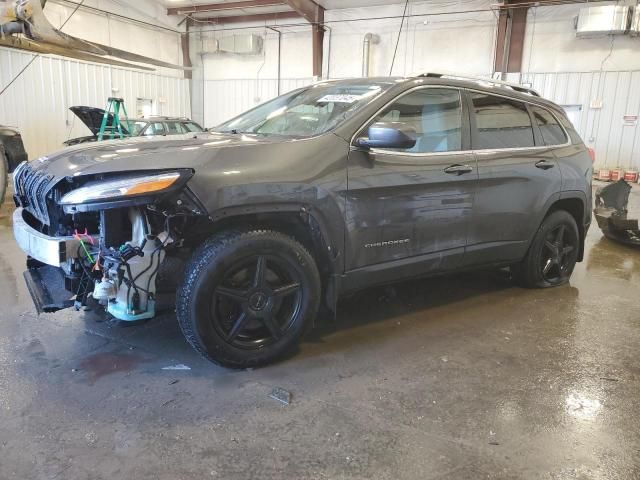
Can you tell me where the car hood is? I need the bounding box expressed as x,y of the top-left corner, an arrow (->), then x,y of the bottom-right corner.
25,132 -> 312,181
18,131 -> 349,230
69,106 -> 130,136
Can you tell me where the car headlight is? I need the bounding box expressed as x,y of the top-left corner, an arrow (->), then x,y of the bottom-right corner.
60,172 -> 185,205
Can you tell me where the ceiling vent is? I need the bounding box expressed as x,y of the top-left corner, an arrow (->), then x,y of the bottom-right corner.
217,35 -> 264,55
576,5 -> 631,37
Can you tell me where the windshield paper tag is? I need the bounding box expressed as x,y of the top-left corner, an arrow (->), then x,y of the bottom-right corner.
318,94 -> 361,104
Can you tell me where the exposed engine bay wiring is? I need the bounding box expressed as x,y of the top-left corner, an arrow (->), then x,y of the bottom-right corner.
70,209 -> 186,317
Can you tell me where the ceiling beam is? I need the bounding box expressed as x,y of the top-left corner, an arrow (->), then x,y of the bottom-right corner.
494,0 -> 528,75
492,0 -> 606,9
168,0 -> 286,16
197,11 -> 301,25
283,0 -> 323,24
282,1 -> 324,77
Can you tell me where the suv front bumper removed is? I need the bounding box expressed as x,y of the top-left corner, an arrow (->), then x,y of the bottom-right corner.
13,208 -> 96,267
13,208 -> 95,313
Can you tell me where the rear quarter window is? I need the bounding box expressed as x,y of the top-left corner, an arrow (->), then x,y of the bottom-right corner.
530,106 -> 568,146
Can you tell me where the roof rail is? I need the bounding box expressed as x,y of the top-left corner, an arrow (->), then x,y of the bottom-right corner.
417,72 -> 540,97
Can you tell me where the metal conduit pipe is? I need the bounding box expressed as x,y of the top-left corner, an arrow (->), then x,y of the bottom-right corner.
361,33 -> 380,77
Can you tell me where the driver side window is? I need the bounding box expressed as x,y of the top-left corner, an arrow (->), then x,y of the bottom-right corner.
372,88 -> 462,154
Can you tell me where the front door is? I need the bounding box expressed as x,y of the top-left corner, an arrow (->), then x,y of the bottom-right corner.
345,87 -> 477,271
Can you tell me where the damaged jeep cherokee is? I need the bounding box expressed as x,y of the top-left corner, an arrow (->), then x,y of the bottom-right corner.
12,74 -> 593,368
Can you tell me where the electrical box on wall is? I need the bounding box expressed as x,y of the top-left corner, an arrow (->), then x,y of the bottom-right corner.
199,37 -> 219,54
217,35 -> 264,55
576,5 -> 631,37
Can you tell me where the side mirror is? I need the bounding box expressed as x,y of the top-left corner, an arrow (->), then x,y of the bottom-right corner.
355,122 -> 417,150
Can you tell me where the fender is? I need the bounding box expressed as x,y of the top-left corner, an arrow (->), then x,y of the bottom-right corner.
208,198 -> 345,275
559,189 -> 591,261
524,190 -> 589,262
559,189 -> 589,224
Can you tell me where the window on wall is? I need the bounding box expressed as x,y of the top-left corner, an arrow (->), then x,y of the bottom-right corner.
470,93 -> 535,149
530,106 -> 568,146
371,88 -> 462,154
136,98 -> 153,118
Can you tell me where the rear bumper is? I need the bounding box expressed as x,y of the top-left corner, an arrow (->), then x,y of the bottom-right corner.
12,208 -> 95,267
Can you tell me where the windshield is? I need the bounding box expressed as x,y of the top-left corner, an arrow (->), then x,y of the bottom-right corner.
216,82 -> 390,137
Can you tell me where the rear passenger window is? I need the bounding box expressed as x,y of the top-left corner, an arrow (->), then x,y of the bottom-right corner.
144,123 -> 165,136
184,122 -> 205,133
530,106 -> 567,146
371,88 -> 462,154
470,93 -> 535,149
165,122 -> 184,135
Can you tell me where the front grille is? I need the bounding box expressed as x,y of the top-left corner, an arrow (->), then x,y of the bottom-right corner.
13,162 -> 54,226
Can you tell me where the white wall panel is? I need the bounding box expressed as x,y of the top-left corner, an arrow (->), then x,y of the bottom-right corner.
0,48 -> 191,160
324,0 -> 497,78
522,4 -> 640,73
518,70 -> 640,170
204,77 -> 313,127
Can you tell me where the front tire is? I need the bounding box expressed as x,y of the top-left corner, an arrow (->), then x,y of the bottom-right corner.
176,230 -> 321,368
0,150 -> 7,207
513,210 -> 580,288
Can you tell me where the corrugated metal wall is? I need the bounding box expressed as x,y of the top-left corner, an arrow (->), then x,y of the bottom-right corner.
0,48 -> 191,160
519,71 -> 640,170
204,78 -> 314,127
201,71 -> 640,170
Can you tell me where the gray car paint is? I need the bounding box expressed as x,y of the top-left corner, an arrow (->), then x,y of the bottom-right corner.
18,76 -> 593,293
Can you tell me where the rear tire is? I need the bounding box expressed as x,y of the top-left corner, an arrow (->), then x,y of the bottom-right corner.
512,210 -> 580,288
176,230 -> 321,369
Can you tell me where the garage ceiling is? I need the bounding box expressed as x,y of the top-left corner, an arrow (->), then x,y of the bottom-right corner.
160,1 -> 294,18
159,0 -> 403,20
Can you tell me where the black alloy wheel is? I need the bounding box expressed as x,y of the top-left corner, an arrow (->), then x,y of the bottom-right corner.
177,230 -> 320,368
540,224 -> 576,284
213,254 -> 303,349
513,210 -> 580,288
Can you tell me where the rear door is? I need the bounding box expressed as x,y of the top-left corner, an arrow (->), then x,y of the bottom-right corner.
345,87 -> 477,271
465,91 -> 563,265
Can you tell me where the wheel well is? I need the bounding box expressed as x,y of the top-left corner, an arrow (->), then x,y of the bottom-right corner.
187,211 -> 334,278
547,197 -> 586,261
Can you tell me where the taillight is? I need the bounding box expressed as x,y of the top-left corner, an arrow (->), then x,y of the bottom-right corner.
588,148 -> 596,164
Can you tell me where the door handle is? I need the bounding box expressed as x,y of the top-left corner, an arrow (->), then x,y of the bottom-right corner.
444,164 -> 474,175
535,160 -> 555,170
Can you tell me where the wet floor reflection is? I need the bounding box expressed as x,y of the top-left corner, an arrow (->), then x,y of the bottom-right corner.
0,184 -> 639,478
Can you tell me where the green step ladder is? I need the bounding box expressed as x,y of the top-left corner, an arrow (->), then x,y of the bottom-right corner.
97,97 -> 132,141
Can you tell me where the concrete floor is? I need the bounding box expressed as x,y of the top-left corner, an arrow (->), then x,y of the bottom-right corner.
0,184 -> 639,480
